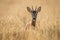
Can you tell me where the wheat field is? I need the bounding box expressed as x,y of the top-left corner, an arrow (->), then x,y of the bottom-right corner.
0,0 -> 60,40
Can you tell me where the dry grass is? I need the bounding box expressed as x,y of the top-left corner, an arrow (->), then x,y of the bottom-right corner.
0,0 -> 60,40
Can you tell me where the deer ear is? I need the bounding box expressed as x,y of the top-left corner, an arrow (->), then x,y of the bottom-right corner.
37,6 -> 41,12
27,7 -> 32,13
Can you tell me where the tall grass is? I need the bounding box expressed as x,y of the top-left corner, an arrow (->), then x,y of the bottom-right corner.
0,0 -> 60,40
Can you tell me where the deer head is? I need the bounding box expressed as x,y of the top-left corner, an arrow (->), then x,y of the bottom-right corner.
27,6 -> 41,20
27,6 -> 41,27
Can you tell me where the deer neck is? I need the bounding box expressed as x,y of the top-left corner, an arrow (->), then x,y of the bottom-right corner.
31,18 -> 36,27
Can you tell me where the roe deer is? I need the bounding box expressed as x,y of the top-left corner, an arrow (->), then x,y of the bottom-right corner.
27,6 -> 41,27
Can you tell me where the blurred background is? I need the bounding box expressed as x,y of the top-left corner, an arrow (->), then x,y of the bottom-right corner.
0,0 -> 60,40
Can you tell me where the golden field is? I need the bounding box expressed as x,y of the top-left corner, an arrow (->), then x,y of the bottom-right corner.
0,0 -> 60,40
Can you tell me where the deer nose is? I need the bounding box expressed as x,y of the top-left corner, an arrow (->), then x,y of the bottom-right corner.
33,18 -> 36,20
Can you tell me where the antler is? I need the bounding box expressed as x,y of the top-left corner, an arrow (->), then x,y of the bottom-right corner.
35,6 -> 37,11
32,6 -> 34,10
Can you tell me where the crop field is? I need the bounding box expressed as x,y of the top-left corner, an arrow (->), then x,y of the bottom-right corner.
0,0 -> 60,40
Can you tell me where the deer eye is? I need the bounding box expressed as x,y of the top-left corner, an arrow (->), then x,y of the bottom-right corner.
32,11 -> 36,13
